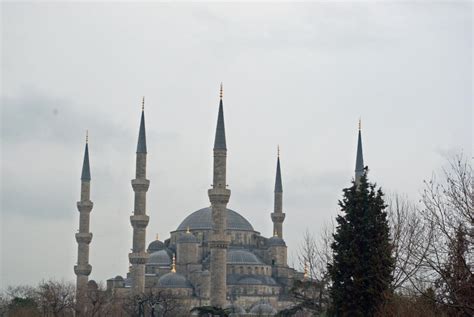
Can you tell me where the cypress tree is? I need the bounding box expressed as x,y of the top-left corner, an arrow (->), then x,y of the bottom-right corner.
328,172 -> 394,316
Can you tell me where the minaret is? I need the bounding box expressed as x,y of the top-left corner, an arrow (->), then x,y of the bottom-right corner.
208,84 -> 231,307
129,97 -> 150,294
355,119 -> 365,184
74,131 -> 93,314
271,146 -> 285,239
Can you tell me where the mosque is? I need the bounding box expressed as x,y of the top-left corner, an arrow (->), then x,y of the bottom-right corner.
73,85 -> 365,316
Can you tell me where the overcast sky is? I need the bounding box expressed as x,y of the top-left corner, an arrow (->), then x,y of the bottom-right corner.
1,1 -> 472,288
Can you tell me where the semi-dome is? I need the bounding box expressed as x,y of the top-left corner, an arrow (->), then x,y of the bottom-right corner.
249,303 -> 277,315
147,239 -> 165,252
157,272 -> 192,288
227,249 -> 262,264
148,250 -> 171,266
177,207 -> 254,231
225,304 -> 246,314
237,277 -> 263,285
268,236 -> 286,246
178,232 -> 198,243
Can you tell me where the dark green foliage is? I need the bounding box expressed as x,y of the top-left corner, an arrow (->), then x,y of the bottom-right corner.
190,305 -> 231,317
9,297 -> 37,309
328,173 -> 394,316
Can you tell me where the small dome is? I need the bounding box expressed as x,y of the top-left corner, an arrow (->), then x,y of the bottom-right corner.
157,272 -> 192,288
268,236 -> 286,246
87,280 -> 98,290
148,250 -> 171,266
177,207 -> 254,231
238,277 -> 262,285
178,232 -> 198,244
148,239 -> 165,252
225,304 -> 246,314
114,275 -> 124,281
249,303 -> 277,315
227,249 -> 263,264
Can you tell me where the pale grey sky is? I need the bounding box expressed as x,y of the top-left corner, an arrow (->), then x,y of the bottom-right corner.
1,1 -> 472,288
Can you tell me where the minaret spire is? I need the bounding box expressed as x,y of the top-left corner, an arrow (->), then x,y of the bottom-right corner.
208,83 -> 231,308
214,84 -> 227,150
271,146 -> 285,238
355,119 -> 365,184
75,131 -> 94,316
129,98 -> 150,294
81,131 -> 91,181
137,97 -> 147,154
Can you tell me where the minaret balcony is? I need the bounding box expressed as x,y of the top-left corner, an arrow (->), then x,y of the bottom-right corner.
131,179 -> 150,192
208,188 -> 231,204
130,215 -> 150,228
75,232 -> 93,244
208,238 -> 230,249
129,252 -> 149,265
76,201 -> 93,213
271,212 -> 286,223
74,264 -> 92,276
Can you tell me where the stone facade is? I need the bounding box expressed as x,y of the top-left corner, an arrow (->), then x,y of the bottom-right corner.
80,92 -> 305,315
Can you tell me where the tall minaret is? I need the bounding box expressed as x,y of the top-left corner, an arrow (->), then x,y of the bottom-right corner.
129,97 -> 150,294
74,131 -> 93,314
355,119 -> 365,184
208,84 -> 231,307
271,146 -> 285,239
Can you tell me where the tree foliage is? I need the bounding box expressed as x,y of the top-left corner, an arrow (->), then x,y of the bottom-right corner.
189,305 -> 231,317
328,172 -> 394,316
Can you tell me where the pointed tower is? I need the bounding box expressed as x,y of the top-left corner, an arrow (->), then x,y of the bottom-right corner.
208,84 -> 231,307
355,119 -> 365,184
129,97 -> 150,294
74,131 -> 93,315
271,146 -> 285,238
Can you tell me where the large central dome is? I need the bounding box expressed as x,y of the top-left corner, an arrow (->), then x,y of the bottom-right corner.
177,207 -> 254,231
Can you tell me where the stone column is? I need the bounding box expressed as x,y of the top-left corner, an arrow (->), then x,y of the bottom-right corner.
208,149 -> 231,308
74,138 -> 93,315
208,90 -> 230,308
129,107 -> 150,294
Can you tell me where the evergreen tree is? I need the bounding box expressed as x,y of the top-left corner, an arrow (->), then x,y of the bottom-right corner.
328,172 -> 394,316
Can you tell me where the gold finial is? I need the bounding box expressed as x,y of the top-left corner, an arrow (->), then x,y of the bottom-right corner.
171,254 -> 176,273
142,96 -> 145,111
277,145 -> 280,158
86,130 -> 89,143
186,226 -> 190,234
303,261 -> 309,280
358,118 -> 361,131
155,233 -> 159,241
220,82 -> 223,99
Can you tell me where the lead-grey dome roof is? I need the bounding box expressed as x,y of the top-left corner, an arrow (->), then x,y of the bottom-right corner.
157,272 -> 192,288
227,249 -> 262,264
225,304 -> 246,314
178,232 -> 199,243
177,207 -> 254,231
228,274 -> 277,286
148,250 -> 171,266
268,236 -> 286,246
147,240 -> 165,252
249,303 -> 277,315
237,277 -> 262,285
